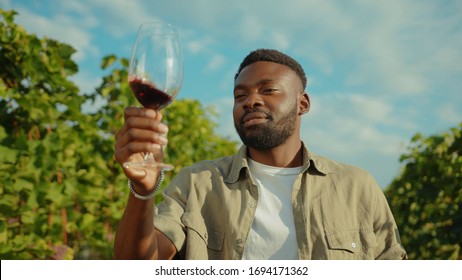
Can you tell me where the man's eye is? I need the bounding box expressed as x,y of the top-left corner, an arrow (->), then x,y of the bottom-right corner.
234,93 -> 246,99
263,88 -> 277,93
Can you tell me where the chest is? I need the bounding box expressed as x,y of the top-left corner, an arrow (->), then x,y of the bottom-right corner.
182,174 -> 376,259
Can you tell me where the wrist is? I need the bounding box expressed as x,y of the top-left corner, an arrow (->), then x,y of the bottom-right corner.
128,170 -> 165,200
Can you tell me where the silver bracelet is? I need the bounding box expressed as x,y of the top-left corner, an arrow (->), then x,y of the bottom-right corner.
128,170 -> 165,200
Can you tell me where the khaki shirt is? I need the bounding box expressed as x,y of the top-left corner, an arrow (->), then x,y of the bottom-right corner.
154,145 -> 407,260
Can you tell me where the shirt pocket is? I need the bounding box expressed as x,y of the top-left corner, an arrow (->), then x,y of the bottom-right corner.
181,213 -> 225,259
325,229 -> 378,260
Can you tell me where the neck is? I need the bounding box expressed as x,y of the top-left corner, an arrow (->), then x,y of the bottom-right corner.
247,139 -> 303,168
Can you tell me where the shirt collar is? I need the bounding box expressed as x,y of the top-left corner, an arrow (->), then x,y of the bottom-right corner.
225,143 -> 332,184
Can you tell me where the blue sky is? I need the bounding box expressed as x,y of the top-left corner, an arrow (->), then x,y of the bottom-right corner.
3,0 -> 461,188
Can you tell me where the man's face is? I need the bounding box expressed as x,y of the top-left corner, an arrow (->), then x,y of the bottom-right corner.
233,61 -> 307,150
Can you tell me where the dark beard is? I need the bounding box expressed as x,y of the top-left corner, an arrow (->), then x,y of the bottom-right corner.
234,106 -> 298,150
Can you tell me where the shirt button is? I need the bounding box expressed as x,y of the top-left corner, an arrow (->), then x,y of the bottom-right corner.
204,233 -> 208,239
351,242 -> 356,249
236,239 -> 244,245
248,202 -> 255,208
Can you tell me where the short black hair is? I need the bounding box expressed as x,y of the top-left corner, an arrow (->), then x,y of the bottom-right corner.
234,49 -> 307,89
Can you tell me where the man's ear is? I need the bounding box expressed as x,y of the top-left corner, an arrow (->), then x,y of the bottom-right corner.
299,92 -> 310,115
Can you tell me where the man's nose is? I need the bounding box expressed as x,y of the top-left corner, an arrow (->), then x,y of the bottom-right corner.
244,93 -> 263,109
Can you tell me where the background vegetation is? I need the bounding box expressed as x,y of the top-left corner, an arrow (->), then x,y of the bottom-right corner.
0,9 -> 460,259
385,123 -> 462,259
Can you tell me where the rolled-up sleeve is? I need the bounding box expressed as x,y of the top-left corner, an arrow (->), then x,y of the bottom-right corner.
372,184 -> 407,260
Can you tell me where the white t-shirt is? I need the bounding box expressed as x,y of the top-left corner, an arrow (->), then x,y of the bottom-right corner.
242,158 -> 303,260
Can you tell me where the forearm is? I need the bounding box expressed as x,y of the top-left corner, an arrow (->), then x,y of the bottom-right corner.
114,194 -> 158,259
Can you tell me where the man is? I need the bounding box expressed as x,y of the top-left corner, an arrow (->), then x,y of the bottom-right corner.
113,49 -> 407,260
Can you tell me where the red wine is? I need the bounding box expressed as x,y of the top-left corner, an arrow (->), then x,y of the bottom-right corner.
129,78 -> 173,110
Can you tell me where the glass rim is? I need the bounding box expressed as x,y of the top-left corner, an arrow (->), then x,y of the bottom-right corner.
137,21 -> 179,35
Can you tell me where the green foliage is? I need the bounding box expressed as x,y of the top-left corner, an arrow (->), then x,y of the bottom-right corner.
385,123 -> 462,259
0,9 -> 237,259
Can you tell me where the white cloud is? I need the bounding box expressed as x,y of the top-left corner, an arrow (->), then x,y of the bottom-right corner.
186,41 -> 205,54
1,0 -> 12,9
347,94 -> 416,130
299,90 -> 416,186
88,0 -> 156,37
239,16 -> 263,43
304,92 -> 412,157
438,104 -> 462,124
206,54 -> 226,72
347,1 -> 461,97
271,31 -> 290,51
184,35 -> 216,55
12,6 -> 98,62
58,1 -> 99,28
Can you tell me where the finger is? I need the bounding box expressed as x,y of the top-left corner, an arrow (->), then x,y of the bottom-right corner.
115,142 -> 164,165
124,116 -> 168,134
116,110 -> 167,142
123,106 -> 161,121
115,128 -> 168,150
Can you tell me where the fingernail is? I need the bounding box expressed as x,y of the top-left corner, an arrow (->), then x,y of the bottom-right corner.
158,135 -> 168,145
145,109 -> 156,118
158,123 -> 168,134
152,143 -> 162,151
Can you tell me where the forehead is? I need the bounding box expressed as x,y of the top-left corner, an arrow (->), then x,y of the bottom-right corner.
234,61 -> 299,87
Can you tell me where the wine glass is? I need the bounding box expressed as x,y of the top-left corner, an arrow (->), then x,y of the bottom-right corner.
123,21 -> 183,171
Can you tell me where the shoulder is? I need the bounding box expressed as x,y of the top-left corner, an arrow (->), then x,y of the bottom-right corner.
176,145 -> 247,184
171,153 -> 239,187
309,152 -> 383,200
313,153 -> 375,182
179,153 -> 236,175
303,144 -> 375,184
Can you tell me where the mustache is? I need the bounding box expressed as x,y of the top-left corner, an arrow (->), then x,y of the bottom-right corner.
240,108 -> 273,124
